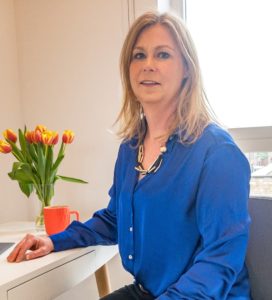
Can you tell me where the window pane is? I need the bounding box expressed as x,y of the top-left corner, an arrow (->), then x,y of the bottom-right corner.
186,0 -> 272,128
246,152 -> 272,197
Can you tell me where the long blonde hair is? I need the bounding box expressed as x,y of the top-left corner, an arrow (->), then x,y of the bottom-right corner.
117,11 -> 216,144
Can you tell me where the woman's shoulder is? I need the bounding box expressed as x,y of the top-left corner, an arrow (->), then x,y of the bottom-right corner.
196,123 -> 251,175
116,136 -> 138,159
199,122 -> 236,147
196,123 -> 249,164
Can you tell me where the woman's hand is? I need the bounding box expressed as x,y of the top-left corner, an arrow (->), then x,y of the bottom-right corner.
7,234 -> 54,263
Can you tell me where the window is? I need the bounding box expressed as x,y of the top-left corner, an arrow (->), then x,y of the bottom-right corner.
163,0 -> 272,196
185,0 -> 272,129
247,152 -> 272,197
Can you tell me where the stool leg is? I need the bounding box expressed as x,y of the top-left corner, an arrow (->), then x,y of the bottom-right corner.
95,264 -> 111,297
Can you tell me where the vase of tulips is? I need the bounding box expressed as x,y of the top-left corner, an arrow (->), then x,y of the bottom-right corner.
0,125 -> 87,227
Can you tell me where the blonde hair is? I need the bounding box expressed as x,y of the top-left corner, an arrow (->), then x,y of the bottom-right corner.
117,11 -> 216,144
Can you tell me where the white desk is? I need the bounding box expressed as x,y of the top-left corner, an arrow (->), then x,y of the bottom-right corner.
0,222 -> 118,300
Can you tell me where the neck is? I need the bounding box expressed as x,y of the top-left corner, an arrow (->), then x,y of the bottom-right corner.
142,103 -> 176,142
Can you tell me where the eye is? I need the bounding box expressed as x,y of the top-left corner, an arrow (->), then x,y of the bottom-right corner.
132,52 -> 146,60
157,51 -> 170,59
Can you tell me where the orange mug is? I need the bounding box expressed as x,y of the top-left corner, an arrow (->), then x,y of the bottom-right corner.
43,206 -> 79,235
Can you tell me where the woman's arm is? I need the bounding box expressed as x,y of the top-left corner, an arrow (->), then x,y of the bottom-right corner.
157,144 -> 251,299
7,186 -> 118,262
50,188 -> 118,251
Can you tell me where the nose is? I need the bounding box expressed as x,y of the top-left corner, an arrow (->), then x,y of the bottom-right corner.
143,57 -> 157,72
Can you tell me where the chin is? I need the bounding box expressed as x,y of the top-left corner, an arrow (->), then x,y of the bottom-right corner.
139,99 -> 162,106
138,95 -> 163,103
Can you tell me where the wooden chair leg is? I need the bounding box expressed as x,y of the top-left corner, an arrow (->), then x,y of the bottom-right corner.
95,264 -> 111,298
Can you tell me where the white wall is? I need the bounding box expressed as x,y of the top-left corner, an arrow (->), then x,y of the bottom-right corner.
13,0 -> 133,298
14,0 -> 125,221
0,0 -> 29,222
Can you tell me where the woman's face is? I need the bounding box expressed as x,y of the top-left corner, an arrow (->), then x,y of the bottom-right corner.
129,24 -> 187,108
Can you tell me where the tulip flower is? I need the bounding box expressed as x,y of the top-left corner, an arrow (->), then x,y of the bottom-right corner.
25,131 -> 33,143
62,130 -> 74,144
51,131 -> 59,145
35,125 -> 47,133
30,130 -> 42,143
3,129 -> 17,143
41,130 -> 52,145
0,140 -> 12,154
41,130 -> 59,145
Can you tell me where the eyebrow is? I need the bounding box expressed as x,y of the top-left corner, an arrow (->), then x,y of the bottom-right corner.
133,45 -> 176,52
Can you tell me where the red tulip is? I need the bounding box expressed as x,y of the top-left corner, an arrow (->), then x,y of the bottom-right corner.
51,132 -> 59,145
0,140 -> 12,154
62,130 -> 74,144
3,129 -> 17,143
31,130 -> 42,143
25,131 -> 33,143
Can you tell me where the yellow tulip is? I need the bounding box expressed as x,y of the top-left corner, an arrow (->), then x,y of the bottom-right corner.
3,129 -> 17,143
41,130 -> 59,145
62,130 -> 74,144
35,125 -> 47,133
0,140 -> 12,154
41,130 -> 53,145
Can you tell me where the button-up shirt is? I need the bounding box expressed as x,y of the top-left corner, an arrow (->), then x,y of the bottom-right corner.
50,123 -> 251,299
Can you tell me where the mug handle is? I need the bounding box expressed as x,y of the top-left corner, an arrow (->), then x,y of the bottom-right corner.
69,210 -> 79,221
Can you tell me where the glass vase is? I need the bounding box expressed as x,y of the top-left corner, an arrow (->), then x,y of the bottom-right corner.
33,184 -> 54,230
35,202 -> 45,230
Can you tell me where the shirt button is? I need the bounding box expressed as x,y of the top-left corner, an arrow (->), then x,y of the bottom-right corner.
129,227 -> 133,232
128,255 -> 133,260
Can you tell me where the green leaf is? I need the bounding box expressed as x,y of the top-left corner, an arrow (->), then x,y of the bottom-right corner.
28,143 -> 38,163
8,162 -> 36,184
8,162 -> 24,180
37,144 -> 45,184
52,154 -> 64,171
19,129 -> 34,164
8,140 -> 25,162
52,142 -> 65,171
12,161 -> 24,172
18,129 -> 27,158
57,175 -> 88,184
19,182 -> 33,197
45,146 -> 53,184
50,169 -> 58,183
44,184 -> 54,206
8,171 -> 15,180
9,169 -> 33,183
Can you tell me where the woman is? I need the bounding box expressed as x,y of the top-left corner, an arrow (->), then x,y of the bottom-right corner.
7,12 -> 251,299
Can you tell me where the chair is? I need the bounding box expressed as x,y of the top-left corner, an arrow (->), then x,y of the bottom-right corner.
246,196 -> 272,300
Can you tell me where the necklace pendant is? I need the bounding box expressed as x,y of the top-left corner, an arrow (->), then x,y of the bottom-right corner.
160,145 -> 167,153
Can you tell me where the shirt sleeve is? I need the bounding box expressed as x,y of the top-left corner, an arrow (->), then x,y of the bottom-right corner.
49,146 -> 121,252
49,184 -> 118,251
157,143 -> 251,300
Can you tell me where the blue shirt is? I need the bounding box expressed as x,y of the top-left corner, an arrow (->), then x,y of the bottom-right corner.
50,124 -> 251,299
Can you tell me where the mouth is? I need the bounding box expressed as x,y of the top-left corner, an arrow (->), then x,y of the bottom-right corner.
140,80 -> 160,86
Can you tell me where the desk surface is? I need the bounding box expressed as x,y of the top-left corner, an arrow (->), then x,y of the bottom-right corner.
0,222 -> 118,300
